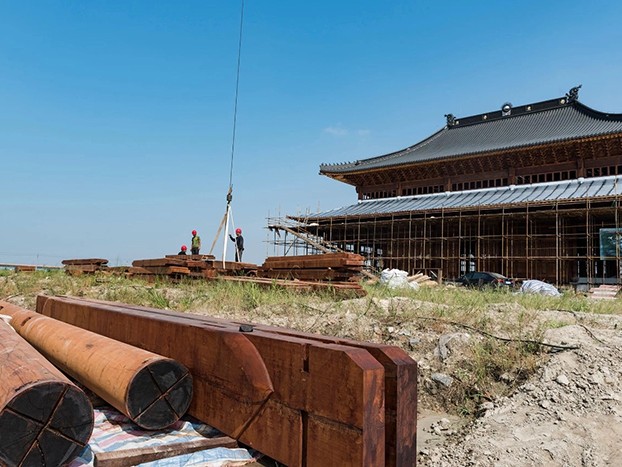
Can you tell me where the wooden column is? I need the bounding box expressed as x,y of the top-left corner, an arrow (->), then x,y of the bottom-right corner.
0,301 -> 193,430
0,316 -> 94,467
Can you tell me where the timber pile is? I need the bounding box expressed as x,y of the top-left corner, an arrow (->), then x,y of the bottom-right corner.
165,254 -> 217,278
258,253 -> 364,282
1,302 -> 193,431
14,264 -> 36,272
407,272 -> 439,287
130,256 -> 258,280
0,311 -> 94,466
37,295 -> 418,467
62,258 -> 109,274
130,258 -> 191,278
212,275 -> 367,298
588,284 -> 621,300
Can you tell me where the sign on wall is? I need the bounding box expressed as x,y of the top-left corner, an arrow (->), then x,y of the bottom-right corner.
599,228 -> 622,259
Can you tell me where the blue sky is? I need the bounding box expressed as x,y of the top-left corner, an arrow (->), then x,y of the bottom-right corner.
1,1 -> 622,266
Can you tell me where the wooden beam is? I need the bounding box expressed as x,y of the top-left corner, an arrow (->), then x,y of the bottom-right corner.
94,435 -> 238,467
36,295 -> 391,466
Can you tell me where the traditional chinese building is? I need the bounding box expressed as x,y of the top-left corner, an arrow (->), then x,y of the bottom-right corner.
275,86 -> 622,288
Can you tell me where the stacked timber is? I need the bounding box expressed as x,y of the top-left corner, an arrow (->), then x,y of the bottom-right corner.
258,253 -> 364,281
166,254 -> 218,278
407,272 -> 439,287
0,314 -> 94,466
62,258 -> 109,275
213,275 -> 367,298
37,295 -> 418,467
130,258 -> 191,278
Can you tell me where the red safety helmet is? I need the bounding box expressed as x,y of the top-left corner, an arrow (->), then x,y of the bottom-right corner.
181,245 -> 187,251
192,230 -> 197,236
235,228 -> 242,234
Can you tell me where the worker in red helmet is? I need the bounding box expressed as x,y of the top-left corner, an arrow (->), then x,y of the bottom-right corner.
191,230 -> 201,255
229,227 -> 245,262
178,245 -> 187,255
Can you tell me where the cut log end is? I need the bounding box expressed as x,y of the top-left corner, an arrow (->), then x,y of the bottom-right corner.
127,359 -> 193,430
0,381 -> 94,467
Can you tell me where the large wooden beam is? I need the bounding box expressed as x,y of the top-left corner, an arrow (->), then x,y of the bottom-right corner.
36,295 -> 390,467
0,315 -> 94,467
0,302 -> 193,431
54,296 -> 417,467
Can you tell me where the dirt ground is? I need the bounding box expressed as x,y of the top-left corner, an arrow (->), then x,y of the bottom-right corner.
415,310 -> 622,466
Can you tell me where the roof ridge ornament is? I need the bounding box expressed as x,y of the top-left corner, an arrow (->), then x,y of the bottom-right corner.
444,113 -> 456,126
565,85 -> 582,103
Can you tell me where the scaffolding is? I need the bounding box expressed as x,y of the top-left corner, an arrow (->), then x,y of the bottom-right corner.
268,194 -> 622,289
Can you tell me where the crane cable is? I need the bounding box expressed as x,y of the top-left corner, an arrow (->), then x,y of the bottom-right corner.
228,0 -> 244,193
210,0 -> 244,261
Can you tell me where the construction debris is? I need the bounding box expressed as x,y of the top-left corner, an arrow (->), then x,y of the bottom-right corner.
37,295 -> 418,467
0,313 -> 94,467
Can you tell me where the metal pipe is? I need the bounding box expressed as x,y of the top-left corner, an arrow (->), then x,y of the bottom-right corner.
0,301 -> 193,430
0,316 -> 93,467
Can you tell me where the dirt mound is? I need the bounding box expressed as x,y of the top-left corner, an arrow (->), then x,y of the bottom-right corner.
420,315 -> 622,466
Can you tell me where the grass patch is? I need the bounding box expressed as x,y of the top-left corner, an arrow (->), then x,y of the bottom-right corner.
2,271 -> 620,418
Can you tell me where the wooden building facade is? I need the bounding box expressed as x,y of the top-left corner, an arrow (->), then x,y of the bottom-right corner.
281,87 -> 622,287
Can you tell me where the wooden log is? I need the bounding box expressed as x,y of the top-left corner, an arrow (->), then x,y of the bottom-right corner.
36,296 -> 387,467
94,435 -> 238,467
59,298 -> 417,467
0,302 -> 193,430
35,297 -> 274,439
0,315 -> 94,467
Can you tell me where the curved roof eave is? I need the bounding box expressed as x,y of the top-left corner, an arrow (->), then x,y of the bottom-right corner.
319,99 -> 622,176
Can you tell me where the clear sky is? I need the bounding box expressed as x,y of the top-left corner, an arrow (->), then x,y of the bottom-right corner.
2,1 -> 622,266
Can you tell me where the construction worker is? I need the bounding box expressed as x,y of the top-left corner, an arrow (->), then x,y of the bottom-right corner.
191,230 -> 201,255
229,228 -> 244,262
178,245 -> 187,255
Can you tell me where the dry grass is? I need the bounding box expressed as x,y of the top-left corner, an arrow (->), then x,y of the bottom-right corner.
2,270 -> 619,417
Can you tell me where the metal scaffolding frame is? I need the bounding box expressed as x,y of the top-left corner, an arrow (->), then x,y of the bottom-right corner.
267,194 -> 622,288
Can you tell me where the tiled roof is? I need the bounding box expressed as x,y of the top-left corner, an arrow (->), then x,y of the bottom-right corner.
302,176 -> 622,219
320,97 -> 622,174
